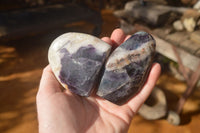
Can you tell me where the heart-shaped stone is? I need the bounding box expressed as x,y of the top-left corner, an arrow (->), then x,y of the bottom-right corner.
48,31 -> 156,105
48,32 -> 111,96
96,31 -> 156,104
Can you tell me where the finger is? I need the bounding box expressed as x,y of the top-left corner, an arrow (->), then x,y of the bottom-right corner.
110,28 -> 126,47
127,63 -> 161,114
37,65 -> 61,97
125,35 -> 131,41
101,37 -> 113,46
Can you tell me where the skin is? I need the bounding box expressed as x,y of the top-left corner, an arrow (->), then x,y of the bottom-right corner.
36,29 -> 161,133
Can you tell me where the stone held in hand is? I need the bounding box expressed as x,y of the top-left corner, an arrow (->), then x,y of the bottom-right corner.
96,31 -> 156,105
48,32 -> 111,96
48,31 -> 156,105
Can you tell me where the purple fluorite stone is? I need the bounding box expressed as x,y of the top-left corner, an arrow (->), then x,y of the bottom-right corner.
96,31 -> 156,104
48,32 -> 111,96
48,31 -> 156,104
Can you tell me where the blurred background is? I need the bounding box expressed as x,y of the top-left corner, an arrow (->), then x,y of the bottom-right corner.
0,0 -> 200,133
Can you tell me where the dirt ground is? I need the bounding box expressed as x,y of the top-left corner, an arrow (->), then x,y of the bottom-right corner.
0,9 -> 200,133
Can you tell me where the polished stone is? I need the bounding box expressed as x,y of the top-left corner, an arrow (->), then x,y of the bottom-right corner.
96,31 -> 156,105
48,32 -> 111,96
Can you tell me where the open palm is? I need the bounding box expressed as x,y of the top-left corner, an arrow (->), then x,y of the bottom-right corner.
36,29 -> 161,133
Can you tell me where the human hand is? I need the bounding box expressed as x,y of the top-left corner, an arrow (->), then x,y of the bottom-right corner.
36,29 -> 161,133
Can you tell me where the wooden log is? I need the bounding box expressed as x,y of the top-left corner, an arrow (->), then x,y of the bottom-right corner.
117,1 -> 189,26
153,35 -> 200,71
127,2 -> 172,26
190,30 -> 200,44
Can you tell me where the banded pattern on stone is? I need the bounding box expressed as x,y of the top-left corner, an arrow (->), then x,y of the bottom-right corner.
48,32 -> 111,96
97,31 -> 156,104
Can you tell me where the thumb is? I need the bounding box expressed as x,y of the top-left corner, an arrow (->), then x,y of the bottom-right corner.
126,63 -> 161,114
